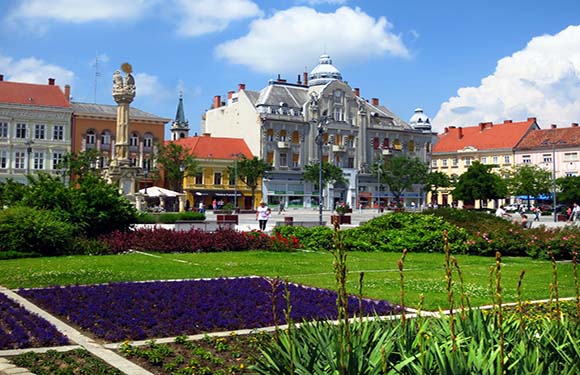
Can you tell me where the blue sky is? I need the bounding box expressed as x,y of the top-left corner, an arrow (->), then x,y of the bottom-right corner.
1,0 -> 580,139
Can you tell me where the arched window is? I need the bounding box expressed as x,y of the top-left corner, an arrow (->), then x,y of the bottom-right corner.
143,133 -> 154,148
292,131 -> 300,144
408,140 -> 415,152
130,132 -> 139,147
393,139 -> 402,150
373,137 -> 379,149
383,138 -> 389,148
85,130 -> 96,148
266,129 -> 274,142
101,130 -> 111,145
280,130 -> 287,141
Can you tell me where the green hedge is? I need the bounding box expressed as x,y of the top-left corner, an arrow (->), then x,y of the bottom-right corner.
136,211 -> 206,224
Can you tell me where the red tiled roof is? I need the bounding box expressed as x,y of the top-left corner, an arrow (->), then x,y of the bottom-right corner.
516,125 -> 580,150
433,118 -> 538,153
0,81 -> 70,107
170,135 -> 253,159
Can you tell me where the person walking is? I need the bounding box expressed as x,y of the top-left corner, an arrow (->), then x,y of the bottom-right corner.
256,201 -> 271,231
533,206 -> 541,221
278,199 -> 286,215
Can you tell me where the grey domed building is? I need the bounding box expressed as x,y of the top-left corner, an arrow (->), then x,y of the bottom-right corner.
202,55 -> 436,210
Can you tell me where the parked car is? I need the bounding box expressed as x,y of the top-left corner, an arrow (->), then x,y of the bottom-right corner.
504,204 -> 520,212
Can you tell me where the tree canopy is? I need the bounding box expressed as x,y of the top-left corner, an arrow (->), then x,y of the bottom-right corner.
374,155 -> 428,205
232,156 -> 272,208
556,175 -> 580,205
425,171 -> 452,205
155,142 -> 199,192
452,161 -> 507,206
303,161 -> 346,191
506,164 -> 552,208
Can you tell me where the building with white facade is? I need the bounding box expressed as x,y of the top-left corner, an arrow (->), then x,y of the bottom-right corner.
0,76 -> 72,184
202,55 -> 436,209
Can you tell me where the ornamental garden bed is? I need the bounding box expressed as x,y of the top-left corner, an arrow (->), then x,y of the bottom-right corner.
13,277 -> 400,345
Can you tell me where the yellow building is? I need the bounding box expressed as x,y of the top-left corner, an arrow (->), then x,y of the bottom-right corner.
431,118 -> 539,208
172,134 -> 258,210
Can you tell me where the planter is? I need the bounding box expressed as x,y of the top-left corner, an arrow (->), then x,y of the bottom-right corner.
331,215 -> 351,225
284,216 -> 294,225
216,214 -> 238,225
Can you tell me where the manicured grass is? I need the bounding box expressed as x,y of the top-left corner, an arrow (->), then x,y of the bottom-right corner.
0,251 -> 576,310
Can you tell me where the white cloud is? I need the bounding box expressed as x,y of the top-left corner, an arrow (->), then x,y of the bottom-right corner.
215,6 -> 409,73
173,0 -> 263,37
0,54 -> 74,86
134,72 -> 171,99
433,25 -> 580,133
298,0 -> 348,4
7,0 -> 154,24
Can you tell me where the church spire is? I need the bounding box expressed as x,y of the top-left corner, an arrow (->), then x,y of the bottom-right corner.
171,93 -> 190,140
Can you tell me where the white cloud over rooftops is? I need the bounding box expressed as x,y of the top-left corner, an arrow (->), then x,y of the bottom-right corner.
433,25 -> 580,133
215,6 -> 409,73
0,54 -> 74,86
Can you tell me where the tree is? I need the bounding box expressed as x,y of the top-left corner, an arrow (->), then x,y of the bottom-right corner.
59,149 -> 101,183
556,175 -> 580,205
234,156 -> 272,208
0,179 -> 28,207
375,155 -> 428,206
425,171 -> 452,205
155,142 -> 199,193
507,164 -> 552,208
303,161 -> 346,194
453,161 -> 507,206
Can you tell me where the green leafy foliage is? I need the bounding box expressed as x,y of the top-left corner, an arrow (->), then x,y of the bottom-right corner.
0,206 -> 77,257
136,211 -> 206,224
453,161 -> 508,205
272,225 -> 334,251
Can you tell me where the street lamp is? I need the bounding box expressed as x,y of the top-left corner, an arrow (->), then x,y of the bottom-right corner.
24,140 -> 34,176
376,147 -> 384,213
314,113 -> 331,226
231,153 -> 242,211
542,139 -> 566,222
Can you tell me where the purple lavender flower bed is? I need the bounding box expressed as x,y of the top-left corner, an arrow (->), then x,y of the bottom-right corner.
0,293 -> 69,349
18,277 -> 400,342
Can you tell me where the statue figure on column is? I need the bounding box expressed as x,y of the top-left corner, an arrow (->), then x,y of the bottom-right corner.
112,63 -> 136,163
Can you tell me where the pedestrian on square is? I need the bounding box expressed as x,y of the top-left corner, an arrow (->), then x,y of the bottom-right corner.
256,201 -> 270,231
278,199 -> 286,215
533,206 -> 541,221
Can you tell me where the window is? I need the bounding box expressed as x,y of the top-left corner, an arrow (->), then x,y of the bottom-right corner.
16,123 -> 26,139
504,155 -> 511,164
279,153 -> 288,167
101,131 -> 111,145
53,152 -> 64,170
53,125 -> 64,141
347,157 -> 354,168
129,157 -> 137,167
373,137 -> 379,149
34,124 -> 46,140
266,129 -> 274,141
408,140 -> 415,152
214,172 -> 222,185
229,172 -> 236,186
14,151 -> 25,169
442,159 -> 448,167
0,150 -> 7,168
383,138 -> 390,148
393,139 -> 402,150
452,157 -> 458,166
85,130 -> 96,145
292,131 -> 299,144
432,159 -> 438,167
464,157 -> 471,166
492,156 -> 498,164
426,143 -> 431,153
292,154 -> 299,168
143,135 -> 153,148
481,156 -> 487,164
333,89 -> 343,100
522,155 -> 531,164
565,171 -> 578,177
346,136 -> 354,148
130,132 -> 139,147
279,130 -> 287,142
0,122 -> 8,138
564,152 -> 578,161
195,172 -> 203,185
142,158 -> 152,172
333,106 -> 344,121
33,152 -> 44,170
543,154 -> 552,163
267,152 -> 274,165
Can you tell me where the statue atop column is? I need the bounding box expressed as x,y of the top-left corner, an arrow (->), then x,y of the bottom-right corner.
112,63 -> 136,163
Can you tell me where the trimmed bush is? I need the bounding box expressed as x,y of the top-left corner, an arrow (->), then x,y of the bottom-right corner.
0,206 -> 77,257
136,211 -> 206,224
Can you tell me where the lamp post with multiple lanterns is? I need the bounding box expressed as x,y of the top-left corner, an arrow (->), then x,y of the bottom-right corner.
542,139 -> 566,223
314,114 -> 331,226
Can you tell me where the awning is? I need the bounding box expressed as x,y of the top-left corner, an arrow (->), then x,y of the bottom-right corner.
188,189 -> 246,197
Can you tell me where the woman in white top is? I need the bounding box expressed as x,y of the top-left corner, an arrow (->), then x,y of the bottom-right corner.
255,201 -> 271,230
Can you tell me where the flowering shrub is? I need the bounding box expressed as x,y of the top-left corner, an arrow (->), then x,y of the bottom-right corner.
18,277 -> 400,342
0,293 -> 69,349
99,228 -> 301,254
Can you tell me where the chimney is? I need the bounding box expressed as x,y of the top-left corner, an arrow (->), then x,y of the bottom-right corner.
202,133 -> 211,137
551,124 -> 557,129
297,74 -> 302,84
64,84 -> 71,102
303,71 -> 308,86
238,83 -> 245,92
479,122 -> 485,131
213,95 -> 221,109
371,98 -> 379,106
48,78 -> 55,85
227,90 -> 234,100
353,88 -> 360,97
458,127 -> 463,139
0,74 -> 3,81
572,123 -> 579,127
503,119 -> 512,124
527,117 -> 537,122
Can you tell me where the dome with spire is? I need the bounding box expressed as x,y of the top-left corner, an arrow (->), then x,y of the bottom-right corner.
409,108 -> 431,131
308,54 -> 343,87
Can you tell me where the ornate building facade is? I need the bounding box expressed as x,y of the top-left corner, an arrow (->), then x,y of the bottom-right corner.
202,55 -> 435,209
0,76 -> 72,184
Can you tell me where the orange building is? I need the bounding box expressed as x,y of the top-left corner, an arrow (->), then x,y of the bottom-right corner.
171,134 -> 256,209
71,102 -> 170,188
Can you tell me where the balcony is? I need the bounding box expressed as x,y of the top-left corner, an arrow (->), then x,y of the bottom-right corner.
332,144 -> 347,153
381,148 -> 392,156
277,141 -> 290,149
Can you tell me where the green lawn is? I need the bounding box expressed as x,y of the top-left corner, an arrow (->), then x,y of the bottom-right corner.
1,251 -> 576,310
